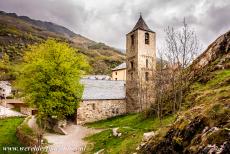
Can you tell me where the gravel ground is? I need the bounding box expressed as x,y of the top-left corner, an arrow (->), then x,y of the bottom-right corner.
44,124 -> 101,154
0,105 -> 24,117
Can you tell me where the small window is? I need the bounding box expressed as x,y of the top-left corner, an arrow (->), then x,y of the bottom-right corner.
145,33 -> 149,44
116,108 -> 119,114
92,103 -> 95,110
115,78 -> 117,80
145,72 -> 149,81
146,59 -> 148,68
131,34 -> 134,45
115,72 -> 117,75
130,61 -> 134,69
112,108 -> 115,114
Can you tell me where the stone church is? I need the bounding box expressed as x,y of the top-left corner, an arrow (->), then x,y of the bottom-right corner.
77,15 -> 156,124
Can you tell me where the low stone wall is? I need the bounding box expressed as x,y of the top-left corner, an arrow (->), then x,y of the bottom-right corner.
16,116 -> 37,147
77,99 -> 126,124
20,107 -> 37,115
20,107 -> 32,115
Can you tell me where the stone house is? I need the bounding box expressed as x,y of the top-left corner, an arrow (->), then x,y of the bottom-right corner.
77,78 -> 126,124
111,62 -> 126,81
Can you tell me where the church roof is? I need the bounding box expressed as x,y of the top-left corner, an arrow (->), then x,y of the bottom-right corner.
112,62 -> 126,71
130,15 -> 154,33
82,75 -> 111,80
81,79 -> 125,100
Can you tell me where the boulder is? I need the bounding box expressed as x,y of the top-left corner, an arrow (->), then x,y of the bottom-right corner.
142,131 -> 155,142
112,128 -> 122,137
58,119 -> 67,128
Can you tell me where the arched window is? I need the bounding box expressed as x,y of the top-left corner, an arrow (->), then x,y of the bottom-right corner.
131,34 -> 135,45
145,33 -> 149,44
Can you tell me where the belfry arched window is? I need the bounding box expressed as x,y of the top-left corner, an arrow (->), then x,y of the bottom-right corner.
131,34 -> 134,45
145,33 -> 149,44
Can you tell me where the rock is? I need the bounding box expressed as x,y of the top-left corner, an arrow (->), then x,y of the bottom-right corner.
112,128 -> 121,137
142,131 -> 155,142
201,127 -> 219,139
117,133 -> 122,137
53,125 -> 68,135
202,126 -> 209,134
220,141 -> 230,154
58,119 -> 67,128
94,149 -> 104,154
140,143 -> 145,147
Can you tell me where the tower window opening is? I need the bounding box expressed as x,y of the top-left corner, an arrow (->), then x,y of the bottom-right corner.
130,61 -> 134,69
145,33 -> 149,44
145,72 -> 149,81
146,59 -> 148,68
131,34 -> 134,45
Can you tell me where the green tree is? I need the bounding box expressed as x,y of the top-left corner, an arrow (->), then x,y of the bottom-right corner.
0,53 -> 11,80
16,39 -> 90,121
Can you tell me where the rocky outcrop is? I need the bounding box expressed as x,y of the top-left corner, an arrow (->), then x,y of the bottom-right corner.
139,30 -> 230,154
189,30 -> 230,80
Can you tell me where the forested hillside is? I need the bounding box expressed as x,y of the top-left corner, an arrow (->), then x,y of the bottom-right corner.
0,11 -> 125,78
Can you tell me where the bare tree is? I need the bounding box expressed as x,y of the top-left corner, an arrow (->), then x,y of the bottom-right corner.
164,18 -> 202,111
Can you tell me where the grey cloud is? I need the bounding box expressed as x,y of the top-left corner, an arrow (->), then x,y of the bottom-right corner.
0,0 -> 230,52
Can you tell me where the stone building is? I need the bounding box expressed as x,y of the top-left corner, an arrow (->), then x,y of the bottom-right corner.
77,77 -> 126,124
112,62 -> 126,80
76,15 -> 156,124
126,15 -> 156,113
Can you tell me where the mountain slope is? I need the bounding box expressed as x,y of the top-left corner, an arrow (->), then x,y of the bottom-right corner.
0,11 -> 125,75
140,30 -> 230,154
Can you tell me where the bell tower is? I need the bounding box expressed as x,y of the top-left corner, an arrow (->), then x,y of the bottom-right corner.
126,15 -> 156,113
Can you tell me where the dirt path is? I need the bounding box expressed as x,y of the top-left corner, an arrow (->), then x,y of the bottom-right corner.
44,124 -> 100,154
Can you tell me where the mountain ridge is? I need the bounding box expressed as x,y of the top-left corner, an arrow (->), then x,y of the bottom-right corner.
0,10 -> 125,76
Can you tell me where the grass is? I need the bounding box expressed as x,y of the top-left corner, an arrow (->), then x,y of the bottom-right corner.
192,69 -> 230,91
185,69 -> 230,108
84,114 -> 176,154
0,117 -> 29,154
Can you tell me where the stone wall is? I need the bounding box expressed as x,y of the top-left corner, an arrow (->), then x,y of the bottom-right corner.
20,107 -> 37,115
77,99 -> 126,124
16,116 -> 37,147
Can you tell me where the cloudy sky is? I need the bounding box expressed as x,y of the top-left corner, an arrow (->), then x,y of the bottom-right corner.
0,0 -> 230,51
